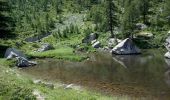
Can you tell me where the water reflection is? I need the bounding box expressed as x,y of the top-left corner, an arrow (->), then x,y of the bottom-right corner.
112,54 -> 153,68
21,50 -> 170,99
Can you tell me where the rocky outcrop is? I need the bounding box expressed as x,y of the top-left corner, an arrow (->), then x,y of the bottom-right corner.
82,33 -> 99,43
37,43 -> 54,52
165,35 -> 170,59
4,48 -> 37,67
111,38 -> 141,55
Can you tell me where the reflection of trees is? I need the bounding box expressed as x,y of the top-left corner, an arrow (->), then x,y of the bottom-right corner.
24,54 -> 170,94
0,1 -> 15,39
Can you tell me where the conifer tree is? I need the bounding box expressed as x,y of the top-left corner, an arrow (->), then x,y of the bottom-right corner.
164,0 -> 170,25
122,0 -> 140,38
106,0 -> 118,38
0,1 -> 15,38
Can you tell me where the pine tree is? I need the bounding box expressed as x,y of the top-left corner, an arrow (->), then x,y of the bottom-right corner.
164,0 -> 170,25
136,0 -> 150,24
106,0 -> 118,38
0,1 -> 15,38
122,0 -> 140,38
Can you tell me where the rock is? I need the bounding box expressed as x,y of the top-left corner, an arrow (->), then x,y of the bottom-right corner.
111,38 -> 141,55
165,52 -> 170,59
103,46 -> 110,51
33,80 -> 42,84
82,33 -> 99,43
64,84 -> 74,89
17,57 -> 37,67
42,82 -> 54,89
92,41 -> 101,48
137,32 -> 154,38
4,48 -> 37,67
168,30 -> 170,34
165,58 -> 170,66
135,23 -> 147,30
165,35 -> 170,57
165,70 -> 170,87
32,90 -> 45,100
165,36 -> 170,52
37,43 -> 54,52
5,48 -> 27,60
91,39 -> 97,45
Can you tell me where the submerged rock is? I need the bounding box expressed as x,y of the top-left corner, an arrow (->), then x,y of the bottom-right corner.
111,38 -> 141,55
82,33 -> 99,43
37,43 -> 54,52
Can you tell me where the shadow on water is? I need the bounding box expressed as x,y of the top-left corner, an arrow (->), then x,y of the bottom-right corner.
21,49 -> 170,99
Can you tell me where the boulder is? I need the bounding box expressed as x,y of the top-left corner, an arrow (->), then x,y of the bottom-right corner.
4,48 -> 37,67
137,32 -> 153,38
168,30 -> 170,34
92,41 -> 101,48
37,43 -> 54,52
111,38 -> 141,55
82,33 -> 99,43
17,57 -> 37,67
5,48 -> 27,60
165,52 -> 170,59
135,23 -> 147,30
165,36 -> 170,51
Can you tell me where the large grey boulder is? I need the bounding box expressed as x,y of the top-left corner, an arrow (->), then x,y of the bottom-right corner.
5,48 -> 27,60
37,43 -> 54,52
111,38 -> 141,55
82,33 -> 99,43
4,48 -> 37,67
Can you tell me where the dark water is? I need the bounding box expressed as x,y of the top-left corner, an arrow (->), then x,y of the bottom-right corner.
21,49 -> 170,99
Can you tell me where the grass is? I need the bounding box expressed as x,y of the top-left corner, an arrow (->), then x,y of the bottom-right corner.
0,58 -> 126,100
27,47 -> 87,61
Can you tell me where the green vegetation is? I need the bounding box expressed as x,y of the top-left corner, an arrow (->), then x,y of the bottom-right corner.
27,47 -> 87,61
1,0 -> 170,99
0,59 -> 120,100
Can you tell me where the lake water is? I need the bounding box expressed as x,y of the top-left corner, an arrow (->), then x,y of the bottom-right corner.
21,49 -> 170,100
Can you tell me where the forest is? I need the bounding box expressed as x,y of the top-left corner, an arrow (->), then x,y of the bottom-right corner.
0,0 -> 170,100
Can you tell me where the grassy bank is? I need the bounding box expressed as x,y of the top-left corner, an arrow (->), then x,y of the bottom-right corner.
0,59 -> 124,100
27,47 -> 87,61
